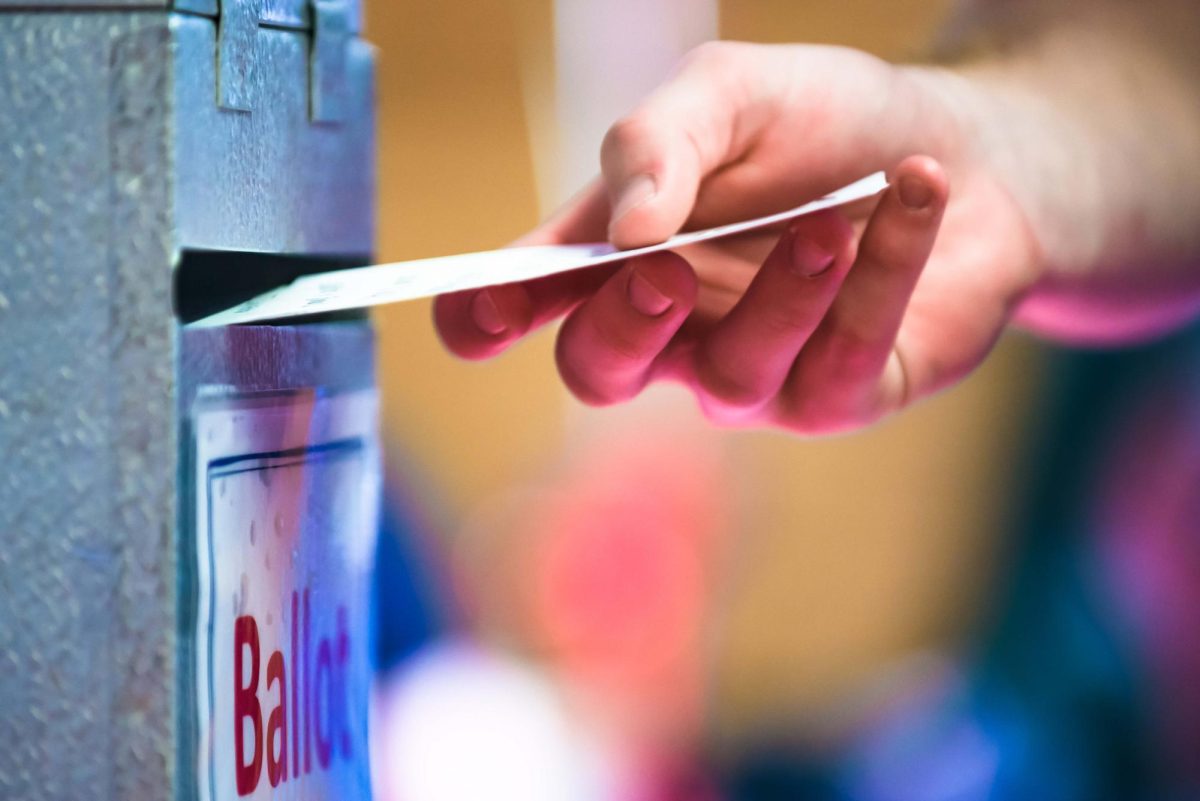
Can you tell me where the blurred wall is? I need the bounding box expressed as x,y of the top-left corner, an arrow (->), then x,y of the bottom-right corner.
367,0 -> 1047,744
369,0 -> 564,514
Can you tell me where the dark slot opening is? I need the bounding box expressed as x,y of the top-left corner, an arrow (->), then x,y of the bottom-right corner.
173,249 -> 371,325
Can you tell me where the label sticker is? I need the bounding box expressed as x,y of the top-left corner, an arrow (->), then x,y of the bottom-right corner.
193,390 -> 380,801
192,172 -> 887,327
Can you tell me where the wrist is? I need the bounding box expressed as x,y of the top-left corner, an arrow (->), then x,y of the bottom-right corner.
902,61 -> 1200,344
898,64 -> 1052,303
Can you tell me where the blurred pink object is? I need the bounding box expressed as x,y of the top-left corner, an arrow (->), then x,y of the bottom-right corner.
526,429 -> 729,720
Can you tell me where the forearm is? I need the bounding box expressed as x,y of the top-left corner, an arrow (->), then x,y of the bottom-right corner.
918,0 -> 1200,342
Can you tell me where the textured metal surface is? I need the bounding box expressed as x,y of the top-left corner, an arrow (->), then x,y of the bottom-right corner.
0,14 -> 176,800
0,0 -> 363,35
0,14 -> 132,800
179,323 -> 374,400
0,7 -> 375,800
107,23 -> 179,801
207,0 -> 364,33
310,0 -> 350,122
258,0 -> 362,34
216,0 -> 261,111
0,0 -> 164,6
174,0 -> 219,15
173,14 -> 375,253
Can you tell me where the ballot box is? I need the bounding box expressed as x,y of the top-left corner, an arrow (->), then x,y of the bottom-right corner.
0,2 -> 378,800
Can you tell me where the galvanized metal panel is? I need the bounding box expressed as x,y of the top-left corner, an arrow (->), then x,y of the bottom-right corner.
196,0 -> 364,31
0,13 -> 176,800
0,8 -> 375,800
107,22 -> 183,801
179,324 -> 374,399
171,14 -> 375,255
174,0 -> 219,15
0,0 -> 166,6
215,0 -> 261,110
0,1 -> 362,34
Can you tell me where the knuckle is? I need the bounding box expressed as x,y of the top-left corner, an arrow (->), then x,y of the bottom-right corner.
758,301 -> 818,339
859,237 -> 922,276
432,319 -> 498,362
696,352 -> 769,411
681,40 -> 743,74
829,343 -> 883,382
555,350 -> 620,407
601,115 -> 658,165
554,318 -> 651,407
565,379 -> 619,408
814,321 -> 893,381
780,346 -> 894,435
783,393 -> 859,436
697,396 -> 761,429
593,317 -> 657,363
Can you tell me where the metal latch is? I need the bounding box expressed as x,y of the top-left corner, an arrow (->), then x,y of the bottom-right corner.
309,0 -> 350,123
216,0 -> 261,111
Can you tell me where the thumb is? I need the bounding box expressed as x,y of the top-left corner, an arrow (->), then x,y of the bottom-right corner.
601,42 -> 777,249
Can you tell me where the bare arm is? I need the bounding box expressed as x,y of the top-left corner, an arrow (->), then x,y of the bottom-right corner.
928,0 -> 1200,342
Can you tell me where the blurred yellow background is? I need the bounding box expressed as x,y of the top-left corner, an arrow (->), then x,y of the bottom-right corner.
366,0 -> 1047,743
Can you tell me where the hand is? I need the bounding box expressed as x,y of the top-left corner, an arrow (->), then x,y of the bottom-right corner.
434,42 -> 1043,434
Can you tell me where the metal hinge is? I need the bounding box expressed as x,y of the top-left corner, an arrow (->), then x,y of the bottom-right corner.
309,0 -> 350,123
216,0 -> 261,112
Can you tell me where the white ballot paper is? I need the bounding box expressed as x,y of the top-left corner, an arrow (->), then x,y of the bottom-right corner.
192,172 -> 887,328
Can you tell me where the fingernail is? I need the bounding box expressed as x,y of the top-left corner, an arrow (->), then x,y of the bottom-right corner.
898,175 -> 934,210
627,268 -> 674,317
791,233 -> 836,278
611,174 -> 658,224
470,289 -> 508,335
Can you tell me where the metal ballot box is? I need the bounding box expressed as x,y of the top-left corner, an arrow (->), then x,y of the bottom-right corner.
0,2 -> 378,800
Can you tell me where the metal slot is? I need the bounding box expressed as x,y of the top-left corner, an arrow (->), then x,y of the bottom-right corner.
174,248 -> 369,324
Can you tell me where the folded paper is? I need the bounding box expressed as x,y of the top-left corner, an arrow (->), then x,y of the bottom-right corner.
191,172 -> 887,328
